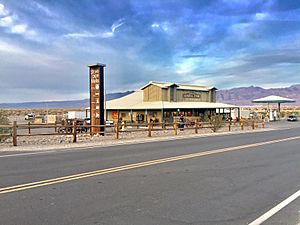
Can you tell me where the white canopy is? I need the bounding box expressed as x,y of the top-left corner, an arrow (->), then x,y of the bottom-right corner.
252,95 -> 295,103
252,95 -> 295,113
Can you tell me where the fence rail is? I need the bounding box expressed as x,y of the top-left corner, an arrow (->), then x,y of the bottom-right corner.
0,118 -> 266,147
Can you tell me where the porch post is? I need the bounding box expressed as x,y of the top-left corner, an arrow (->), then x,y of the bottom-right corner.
145,109 -> 148,123
161,108 -> 164,128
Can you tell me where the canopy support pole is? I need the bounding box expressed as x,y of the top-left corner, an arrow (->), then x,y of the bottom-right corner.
278,103 -> 281,120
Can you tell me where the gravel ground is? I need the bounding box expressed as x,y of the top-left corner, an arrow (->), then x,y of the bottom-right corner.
0,122 -> 271,151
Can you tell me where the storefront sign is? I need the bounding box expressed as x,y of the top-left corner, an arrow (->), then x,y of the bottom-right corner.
183,92 -> 201,99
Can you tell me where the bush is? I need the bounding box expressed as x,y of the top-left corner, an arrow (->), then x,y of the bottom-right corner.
292,111 -> 300,116
280,111 -> 286,118
203,114 -> 225,132
0,110 -> 10,142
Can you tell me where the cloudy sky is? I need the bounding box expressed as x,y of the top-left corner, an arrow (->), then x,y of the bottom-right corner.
0,0 -> 300,103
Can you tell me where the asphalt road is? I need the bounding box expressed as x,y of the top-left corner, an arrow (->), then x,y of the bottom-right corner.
0,125 -> 300,225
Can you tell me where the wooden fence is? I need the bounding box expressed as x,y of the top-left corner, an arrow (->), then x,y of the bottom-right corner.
0,118 -> 265,147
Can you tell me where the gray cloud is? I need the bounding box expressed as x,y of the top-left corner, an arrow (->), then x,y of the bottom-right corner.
221,49 -> 300,75
181,54 -> 207,58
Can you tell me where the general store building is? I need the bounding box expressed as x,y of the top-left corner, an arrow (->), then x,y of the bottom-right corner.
104,81 -> 239,123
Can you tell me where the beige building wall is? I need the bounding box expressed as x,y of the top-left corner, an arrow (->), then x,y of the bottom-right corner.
143,84 -> 216,103
143,85 -> 163,101
107,110 -> 163,123
212,90 -> 216,102
162,89 -> 168,101
148,111 -> 162,122
34,117 -> 44,124
143,87 -> 149,101
119,111 -> 131,121
106,111 -> 115,121
208,89 -> 217,102
47,115 -> 57,124
107,111 -> 131,122
132,111 -> 146,121
168,86 -> 176,102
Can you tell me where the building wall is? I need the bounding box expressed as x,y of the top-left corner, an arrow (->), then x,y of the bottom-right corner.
47,115 -> 57,124
143,87 -> 149,101
143,85 -> 162,101
147,111 -> 162,122
107,110 -> 163,123
143,84 -> 216,103
208,90 -> 212,103
169,86 -> 176,102
209,89 -> 217,102
107,111 -> 131,122
162,89 -> 168,101
106,111 -> 116,121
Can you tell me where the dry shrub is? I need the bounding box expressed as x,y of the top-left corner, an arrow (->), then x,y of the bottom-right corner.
0,110 -> 10,142
204,114 -> 225,132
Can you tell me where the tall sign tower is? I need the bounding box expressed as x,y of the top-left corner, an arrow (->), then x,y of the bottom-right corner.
88,63 -> 106,135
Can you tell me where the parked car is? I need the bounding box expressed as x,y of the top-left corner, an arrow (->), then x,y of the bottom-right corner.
25,113 -> 35,120
287,115 -> 298,122
84,118 -> 90,125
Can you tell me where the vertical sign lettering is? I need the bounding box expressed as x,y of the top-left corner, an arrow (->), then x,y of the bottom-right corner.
89,64 -> 106,135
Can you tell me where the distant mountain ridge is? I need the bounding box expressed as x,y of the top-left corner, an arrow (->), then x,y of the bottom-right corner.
217,84 -> 300,105
0,84 -> 299,108
0,91 -> 134,109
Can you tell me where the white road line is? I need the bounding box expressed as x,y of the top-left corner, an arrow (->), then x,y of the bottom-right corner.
0,151 -> 56,158
248,189 -> 300,225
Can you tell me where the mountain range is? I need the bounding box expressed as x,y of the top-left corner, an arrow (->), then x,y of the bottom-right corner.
0,85 -> 299,108
217,84 -> 300,106
0,92 -> 133,109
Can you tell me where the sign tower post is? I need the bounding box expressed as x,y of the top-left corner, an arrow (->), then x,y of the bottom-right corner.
88,63 -> 106,135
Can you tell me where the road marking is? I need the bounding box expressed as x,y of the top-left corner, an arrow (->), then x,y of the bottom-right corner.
248,189 -> 300,225
0,151 -> 56,158
0,136 -> 299,195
